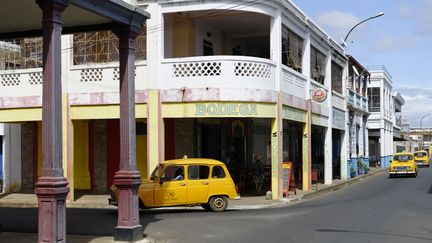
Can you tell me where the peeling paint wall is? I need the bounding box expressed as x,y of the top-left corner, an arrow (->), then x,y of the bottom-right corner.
174,119 -> 195,159
93,120 -> 107,193
21,123 -> 34,191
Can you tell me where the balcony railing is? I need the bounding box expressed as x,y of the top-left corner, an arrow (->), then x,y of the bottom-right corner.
69,61 -> 148,93
161,56 -> 276,91
347,88 -> 368,112
0,68 -> 43,97
281,66 -> 307,99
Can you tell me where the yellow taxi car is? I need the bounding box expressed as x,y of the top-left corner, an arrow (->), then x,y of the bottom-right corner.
413,150 -> 430,167
389,152 -> 418,178
109,158 -> 238,212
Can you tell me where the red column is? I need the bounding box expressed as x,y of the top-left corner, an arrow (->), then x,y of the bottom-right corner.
113,25 -> 143,241
35,0 -> 69,243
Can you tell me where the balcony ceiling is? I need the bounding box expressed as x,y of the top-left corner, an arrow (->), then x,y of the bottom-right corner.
0,0 -> 150,39
199,12 -> 270,35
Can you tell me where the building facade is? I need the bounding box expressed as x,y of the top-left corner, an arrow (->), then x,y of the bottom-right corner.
367,65 -> 405,168
346,56 -> 369,177
0,0 -> 353,199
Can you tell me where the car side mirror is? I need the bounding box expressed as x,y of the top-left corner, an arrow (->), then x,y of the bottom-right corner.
159,179 -> 164,185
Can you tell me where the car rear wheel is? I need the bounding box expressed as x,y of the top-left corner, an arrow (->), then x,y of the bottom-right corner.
208,196 -> 228,212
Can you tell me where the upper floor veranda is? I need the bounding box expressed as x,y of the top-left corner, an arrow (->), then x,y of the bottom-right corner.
0,0 -> 348,111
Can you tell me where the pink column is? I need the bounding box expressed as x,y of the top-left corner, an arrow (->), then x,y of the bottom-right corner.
113,25 -> 143,242
35,0 -> 69,243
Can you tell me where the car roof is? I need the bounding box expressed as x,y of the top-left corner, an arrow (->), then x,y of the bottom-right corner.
394,152 -> 413,156
414,150 -> 427,153
160,158 -> 225,166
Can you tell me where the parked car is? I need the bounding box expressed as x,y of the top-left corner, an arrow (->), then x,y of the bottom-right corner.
389,152 -> 418,178
413,150 -> 430,167
109,158 -> 238,212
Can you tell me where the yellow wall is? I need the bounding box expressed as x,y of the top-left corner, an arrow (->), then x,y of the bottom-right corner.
37,122 -> 42,177
73,120 -> 91,189
173,14 -> 195,57
136,134 -> 148,179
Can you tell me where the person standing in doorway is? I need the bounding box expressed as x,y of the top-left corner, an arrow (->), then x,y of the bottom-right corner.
253,155 -> 264,195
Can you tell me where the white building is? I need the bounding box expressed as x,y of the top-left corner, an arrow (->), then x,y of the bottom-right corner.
367,65 -> 405,167
0,0 -> 353,198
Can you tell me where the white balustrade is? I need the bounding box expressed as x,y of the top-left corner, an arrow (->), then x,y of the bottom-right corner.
69,61 -> 148,93
281,66 -> 307,99
161,56 -> 276,91
0,68 -> 43,97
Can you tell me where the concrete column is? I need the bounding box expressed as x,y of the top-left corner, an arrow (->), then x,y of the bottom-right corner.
3,124 -> 21,193
302,100 -> 312,191
61,34 -> 73,201
380,128 -> 385,168
340,130 -> 348,180
112,24 -> 143,241
146,2 -> 164,178
270,100 -> 283,198
147,90 -> 164,177
324,50 -> 332,185
35,1 -> 70,242
324,127 -> 332,184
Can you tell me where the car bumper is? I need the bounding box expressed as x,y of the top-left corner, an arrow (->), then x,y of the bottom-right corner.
389,171 -> 416,175
108,198 -> 118,206
416,162 -> 429,166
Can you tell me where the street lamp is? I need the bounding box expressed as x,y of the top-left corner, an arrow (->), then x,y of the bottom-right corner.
343,12 -> 384,44
419,113 -> 432,150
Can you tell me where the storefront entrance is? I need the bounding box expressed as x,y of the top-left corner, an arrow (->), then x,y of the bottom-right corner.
332,129 -> 342,179
311,125 -> 325,183
283,120 -> 303,190
165,118 -> 272,196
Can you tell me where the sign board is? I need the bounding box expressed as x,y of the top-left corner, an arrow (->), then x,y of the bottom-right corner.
311,87 -> 327,103
282,162 -> 296,196
332,108 -> 345,130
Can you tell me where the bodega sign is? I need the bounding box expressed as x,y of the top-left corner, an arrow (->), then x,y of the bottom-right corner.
195,103 -> 258,116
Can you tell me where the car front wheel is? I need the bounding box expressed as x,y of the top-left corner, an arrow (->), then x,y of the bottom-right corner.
208,196 -> 228,212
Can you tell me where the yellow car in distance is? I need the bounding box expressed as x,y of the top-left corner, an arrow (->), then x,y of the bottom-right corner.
109,158 -> 238,212
389,153 -> 418,178
413,150 -> 430,167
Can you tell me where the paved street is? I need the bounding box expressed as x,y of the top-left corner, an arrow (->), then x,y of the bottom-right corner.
1,167 -> 431,243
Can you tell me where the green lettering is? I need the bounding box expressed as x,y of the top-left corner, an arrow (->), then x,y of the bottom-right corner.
218,103 -> 228,115
196,104 -> 205,115
207,103 -> 217,115
229,104 -> 238,115
239,104 -> 248,115
249,104 -> 257,115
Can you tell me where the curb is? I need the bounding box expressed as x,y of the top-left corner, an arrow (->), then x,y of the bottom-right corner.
0,168 -> 387,210
301,168 -> 386,201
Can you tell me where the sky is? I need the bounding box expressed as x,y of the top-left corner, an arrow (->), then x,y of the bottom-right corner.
293,0 -> 432,127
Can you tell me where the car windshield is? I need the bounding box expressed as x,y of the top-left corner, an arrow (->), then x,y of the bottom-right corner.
393,154 -> 413,162
150,164 -> 164,181
414,152 -> 427,157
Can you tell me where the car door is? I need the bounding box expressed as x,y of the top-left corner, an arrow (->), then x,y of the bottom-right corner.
186,165 -> 210,204
154,165 -> 187,206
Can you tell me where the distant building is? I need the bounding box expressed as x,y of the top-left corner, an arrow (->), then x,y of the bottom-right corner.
366,65 -> 405,168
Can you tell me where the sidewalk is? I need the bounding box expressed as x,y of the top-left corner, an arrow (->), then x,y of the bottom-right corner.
0,168 -> 386,242
0,167 -> 386,210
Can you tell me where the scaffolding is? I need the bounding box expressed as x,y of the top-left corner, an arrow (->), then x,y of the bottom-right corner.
0,28 -> 146,70
0,38 -> 43,70
73,29 -> 146,65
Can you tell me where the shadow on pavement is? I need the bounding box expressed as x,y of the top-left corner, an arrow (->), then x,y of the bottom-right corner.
316,228 -> 432,241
